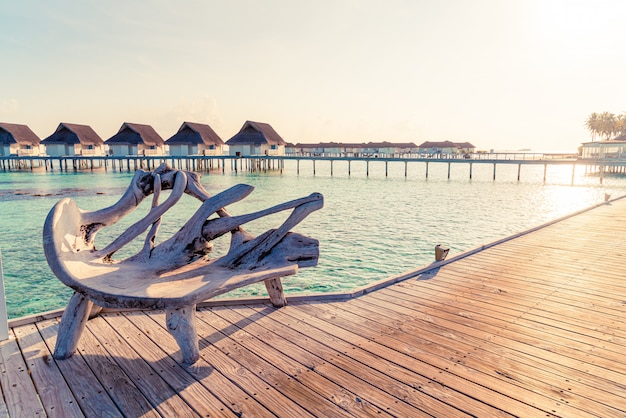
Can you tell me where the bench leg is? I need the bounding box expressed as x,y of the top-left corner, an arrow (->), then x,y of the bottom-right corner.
54,292 -> 93,360
264,278 -> 287,307
166,304 -> 199,364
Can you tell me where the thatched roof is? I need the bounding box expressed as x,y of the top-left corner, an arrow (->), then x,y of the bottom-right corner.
418,140 -> 458,148
106,123 -> 164,146
295,142 -> 344,149
294,141 -> 418,149
364,141 -> 418,148
0,123 -> 41,146
41,123 -> 104,145
226,121 -> 285,146
418,141 -> 475,149
166,122 -> 224,146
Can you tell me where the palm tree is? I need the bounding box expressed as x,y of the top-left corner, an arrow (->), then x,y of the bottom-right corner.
616,112 -> 626,137
599,111 -> 616,140
585,112 -> 600,141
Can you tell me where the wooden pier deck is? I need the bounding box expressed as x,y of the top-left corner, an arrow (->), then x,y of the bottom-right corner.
3,198 -> 626,416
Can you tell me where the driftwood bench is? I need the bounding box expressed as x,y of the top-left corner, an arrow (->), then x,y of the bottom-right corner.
43,164 -> 322,363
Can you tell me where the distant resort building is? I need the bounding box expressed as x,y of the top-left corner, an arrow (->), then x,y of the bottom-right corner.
284,142 -> 297,156
41,123 -> 105,156
225,121 -> 286,156
362,141 -> 419,156
291,141 -> 420,157
580,135 -> 626,159
0,123 -> 44,156
166,122 -> 225,156
417,141 -> 476,157
293,142 -> 343,156
106,122 -> 165,156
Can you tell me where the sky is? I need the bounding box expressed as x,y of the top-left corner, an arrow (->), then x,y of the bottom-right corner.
2,0 -> 626,152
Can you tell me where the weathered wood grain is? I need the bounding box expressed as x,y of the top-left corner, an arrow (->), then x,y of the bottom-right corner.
37,319 -> 128,417
0,332 -> 45,417
130,311 -> 275,417
44,164 -> 322,364
13,324 -> 84,417
99,312 -> 236,417
195,308 -> 359,417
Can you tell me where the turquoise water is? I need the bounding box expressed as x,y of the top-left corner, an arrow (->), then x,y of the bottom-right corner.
1,159 -> 624,319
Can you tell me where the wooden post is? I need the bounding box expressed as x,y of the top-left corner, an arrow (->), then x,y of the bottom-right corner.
330,160 -> 333,176
425,161 -> 429,178
469,162 -> 473,179
571,164 -> 576,185
543,164 -> 547,183
0,250 -> 9,341
447,162 -> 451,179
493,163 -> 497,180
348,160 -> 351,176
517,164 -> 521,181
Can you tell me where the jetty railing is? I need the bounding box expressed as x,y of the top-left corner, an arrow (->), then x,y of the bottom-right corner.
0,250 -> 8,341
1,154 -> 625,183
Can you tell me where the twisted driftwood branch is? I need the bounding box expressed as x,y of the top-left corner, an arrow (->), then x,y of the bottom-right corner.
44,163 -> 323,364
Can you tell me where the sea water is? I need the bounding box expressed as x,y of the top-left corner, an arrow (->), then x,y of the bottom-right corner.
1,159 -> 624,319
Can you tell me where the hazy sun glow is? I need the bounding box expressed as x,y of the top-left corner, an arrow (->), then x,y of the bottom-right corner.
2,1 -> 626,150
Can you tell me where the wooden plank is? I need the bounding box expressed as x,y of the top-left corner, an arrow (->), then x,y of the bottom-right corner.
196,307 -> 389,417
356,291 -> 626,416
129,311 -> 278,417
386,281 -> 626,381
99,312 -> 236,417
0,331 -> 45,416
214,305 -> 473,417
417,265 -> 626,324
13,323 -> 84,417
171,307 -> 315,417
393,278 -> 626,355
36,319 -> 132,417
244,304 -> 520,417
393,280 -> 626,354
138,311 -> 316,417
84,316 -> 198,417
292,301 -> 598,417
371,285 -> 626,388
446,257 -> 626,303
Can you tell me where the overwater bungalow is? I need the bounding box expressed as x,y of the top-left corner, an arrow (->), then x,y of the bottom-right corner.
292,141 -> 419,157
293,142 -> 343,156
284,142 -> 297,155
418,140 -> 475,157
362,141 -> 419,157
106,122 -> 165,156
166,121 -> 225,156
581,135 -> 626,159
225,121 -> 286,156
455,141 -> 477,155
41,123 -> 105,156
0,122 -> 44,156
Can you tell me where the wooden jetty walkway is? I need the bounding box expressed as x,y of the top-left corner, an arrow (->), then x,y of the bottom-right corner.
2,154 -> 626,182
3,197 -> 626,416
